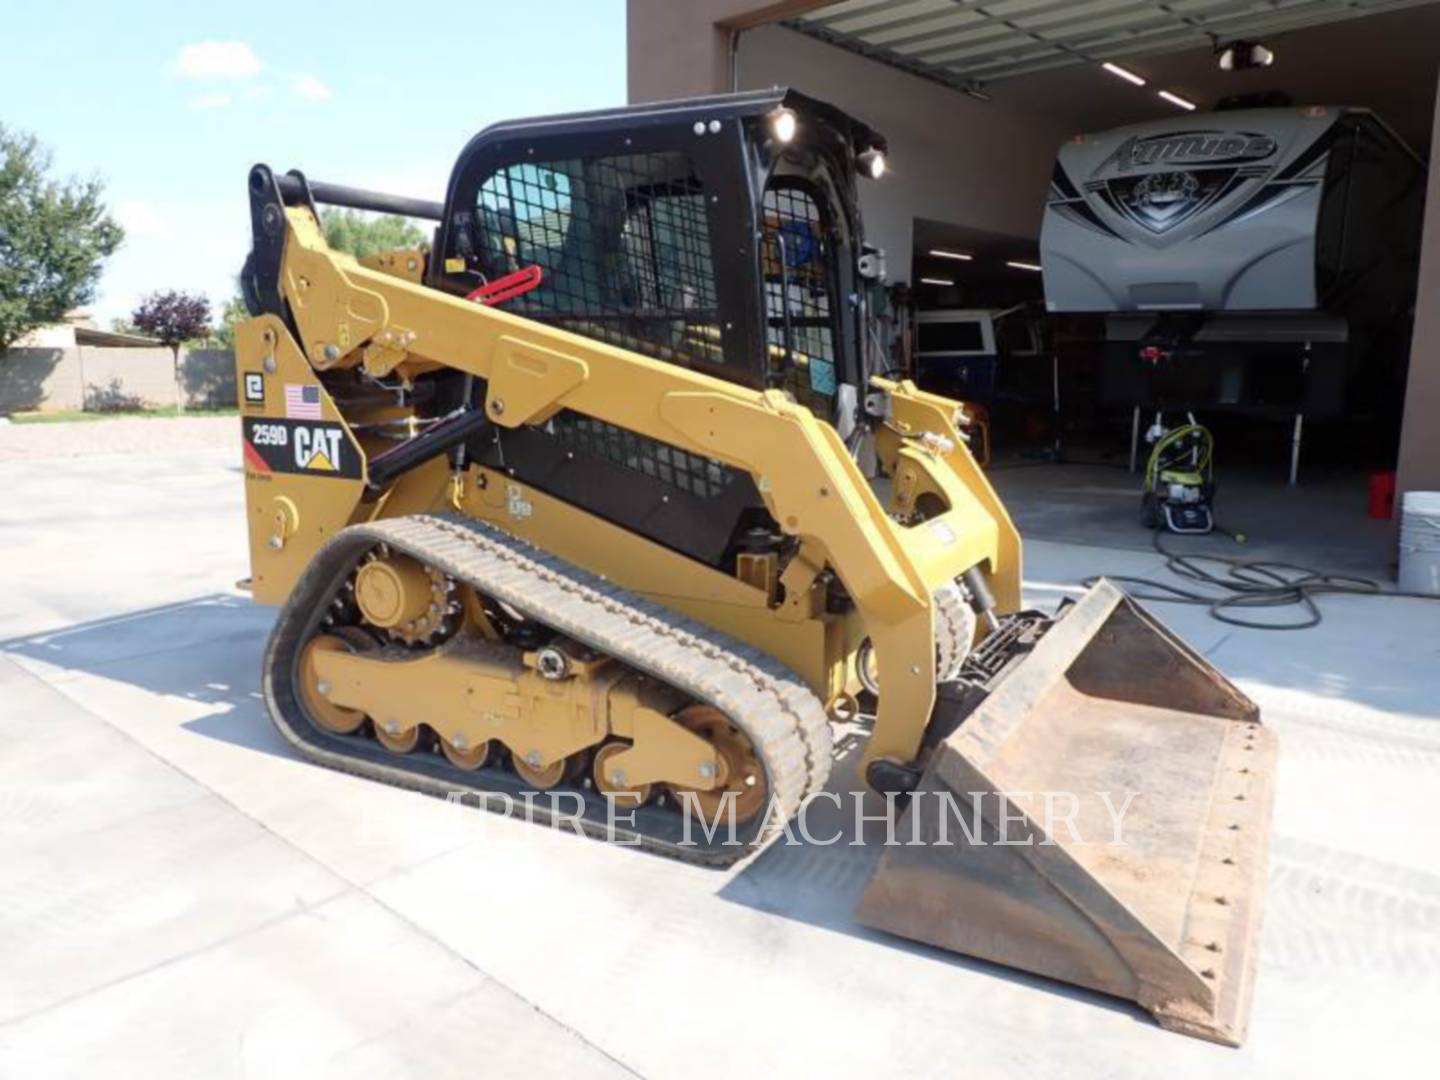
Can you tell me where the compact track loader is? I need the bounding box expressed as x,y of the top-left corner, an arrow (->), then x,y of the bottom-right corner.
235,89 -> 1275,1045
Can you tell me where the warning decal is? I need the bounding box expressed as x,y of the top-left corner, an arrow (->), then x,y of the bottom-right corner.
242,418 -> 363,480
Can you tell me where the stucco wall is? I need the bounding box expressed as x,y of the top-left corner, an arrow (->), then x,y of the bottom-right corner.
627,0 -> 741,104
0,347 -> 236,414
626,0 -> 835,104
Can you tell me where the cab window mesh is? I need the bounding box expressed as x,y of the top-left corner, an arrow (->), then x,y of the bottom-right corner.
762,183 -> 837,412
473,153 -> 722,368
551,413 -> 734,499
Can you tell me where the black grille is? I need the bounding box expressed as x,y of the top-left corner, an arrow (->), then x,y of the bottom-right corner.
961,613 -> 1049,686
473,152 -> 722,370
762,182 -> 837,412
551,413 -> 734,499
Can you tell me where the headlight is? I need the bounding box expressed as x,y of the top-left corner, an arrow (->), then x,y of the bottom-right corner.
770,107 -> 797,144
858,147 -> 886,180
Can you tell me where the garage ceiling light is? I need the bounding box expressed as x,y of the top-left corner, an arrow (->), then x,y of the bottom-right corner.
929,249 -> 973,261
920,277 -> 955,286
1006,261 -> 1043,272
1158,90 -> 1198,111
1102,62 -> 1146,87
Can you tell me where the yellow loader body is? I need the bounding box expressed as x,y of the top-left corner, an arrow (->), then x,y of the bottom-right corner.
234,89 -> 1274,1045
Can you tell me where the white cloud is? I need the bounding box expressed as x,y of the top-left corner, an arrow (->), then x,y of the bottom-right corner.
186,93 -> 233,111
172,41 -> 262,80
291,75 -> 331,101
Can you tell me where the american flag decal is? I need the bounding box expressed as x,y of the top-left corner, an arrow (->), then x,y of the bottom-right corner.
284,383 -> 323,420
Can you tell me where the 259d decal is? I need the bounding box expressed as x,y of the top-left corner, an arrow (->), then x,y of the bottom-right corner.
242,418 -> 362,480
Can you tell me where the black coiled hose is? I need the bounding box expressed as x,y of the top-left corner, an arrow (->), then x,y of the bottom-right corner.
1085,528 -> 1439,631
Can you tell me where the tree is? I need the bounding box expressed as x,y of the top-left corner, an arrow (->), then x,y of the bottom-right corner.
321,208 -> 426,259
212,295 -> 249,350
132,291 -> 211,412
0,125 -> 124,350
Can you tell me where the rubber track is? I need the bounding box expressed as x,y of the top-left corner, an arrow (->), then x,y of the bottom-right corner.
262,513 -> 832,866
932,580 -> 976,682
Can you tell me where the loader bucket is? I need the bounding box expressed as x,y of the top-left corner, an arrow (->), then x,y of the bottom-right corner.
856,579 -> 1275,1046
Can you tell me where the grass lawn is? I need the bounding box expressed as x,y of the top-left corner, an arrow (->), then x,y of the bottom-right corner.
7,406 -> 238,425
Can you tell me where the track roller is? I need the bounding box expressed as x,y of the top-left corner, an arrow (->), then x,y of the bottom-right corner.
593,741 -> 653,806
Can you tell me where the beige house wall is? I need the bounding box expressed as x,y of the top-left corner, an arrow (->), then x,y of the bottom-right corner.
0,347 -> 236,414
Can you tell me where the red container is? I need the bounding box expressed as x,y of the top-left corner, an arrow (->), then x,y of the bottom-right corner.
1369,471 -> 1397,520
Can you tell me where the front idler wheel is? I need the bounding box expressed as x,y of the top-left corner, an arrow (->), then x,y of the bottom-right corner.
298,630 -> 372,735
663,705 -> 767,825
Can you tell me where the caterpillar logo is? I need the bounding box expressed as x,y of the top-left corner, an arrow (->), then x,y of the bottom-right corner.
242,418 -> 363,480
294,426 -> 344,472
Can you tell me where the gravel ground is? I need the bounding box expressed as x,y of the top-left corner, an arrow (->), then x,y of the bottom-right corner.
0,416 -> 239,462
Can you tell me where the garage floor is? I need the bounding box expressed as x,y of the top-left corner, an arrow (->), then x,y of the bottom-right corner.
2,420 -> 1437,1078
991,456 -> 1398,579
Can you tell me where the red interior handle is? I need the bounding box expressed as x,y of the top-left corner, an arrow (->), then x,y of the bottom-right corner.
466,265 -> 544,306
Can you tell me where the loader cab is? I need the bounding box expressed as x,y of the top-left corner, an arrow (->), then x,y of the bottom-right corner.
430,89 -> 886,423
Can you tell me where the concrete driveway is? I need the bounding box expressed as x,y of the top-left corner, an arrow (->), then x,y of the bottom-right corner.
2,419 -> 1437,1077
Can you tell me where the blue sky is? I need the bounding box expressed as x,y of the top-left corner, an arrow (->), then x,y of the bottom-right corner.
1,0 -> 626,325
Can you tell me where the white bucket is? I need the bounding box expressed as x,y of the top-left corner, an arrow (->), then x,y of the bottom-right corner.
1398,491 -> 1440,595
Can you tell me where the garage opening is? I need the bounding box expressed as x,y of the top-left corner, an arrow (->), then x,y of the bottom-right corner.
745,0 -> 1440,576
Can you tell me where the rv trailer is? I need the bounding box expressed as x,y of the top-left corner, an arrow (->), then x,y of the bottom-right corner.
1040,106 -> 1425,477
1042,106 -> 1424,316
